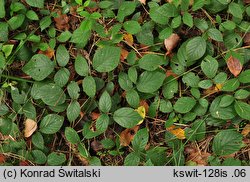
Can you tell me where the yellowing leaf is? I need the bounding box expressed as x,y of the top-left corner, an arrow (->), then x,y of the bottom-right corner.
227,55 -> 243,77
241,124 -> 250,137
24,119 -> 37,138
167,125 -> 185,139
123,33 -> 134,46
135,106 -> 146,124
215,83 -> 223,91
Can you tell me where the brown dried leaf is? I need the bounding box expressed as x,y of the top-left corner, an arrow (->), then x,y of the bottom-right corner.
241,124 -> 250,137
91,112 -> 100,121
24,119 -> 37,138
38,47 -> 54,59
166,69 -> 178,78
227,55 -> 243,77
54,10 -> 70,31
164,33 -> 180,55
120,49 -> 129,61
244,0 -> 250,4
91,140 -> 103,152
243,33 -> 250,46
139,0 -> 146,5
120,125 -> 139,146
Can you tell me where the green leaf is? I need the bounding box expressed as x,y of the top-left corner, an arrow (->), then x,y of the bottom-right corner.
39,84 -> 66,106
234,101 -> 250,120
192,0 -> 205,11
238,69 -> 250,83
159,27 -> 173,39
186,119 -> 206,141
126,89 -> 140,108
93,46 -> 121,72
201,55 -> 218,78
138,54 -> 165,71
136,70 -> 165,93
101,139 -> 115,149
0,23 -> 8,42
219,95 -> 234,107
163,77 -> 178,99
234,89 -> 250,100
221,78 -> 240,92
159,100 -> 173,113
228,2 -> 243,19
57,31 -> 72,42
54,68 -> 70,87
132,128 -> 149,152
0,118 -> 13,135
67,81 -> 80,100
56,45 -> 69,67
32,132 -> 44,150
40,16 -> 51,31
0,0 -> 5,18
65,127 -> 80,144
82,76 -> 96,98
67,101 -> 80,122
99,91 -> 112,113
31,150 -> 47,164
113,107 -> 142,128
8,14 -> 25,30
117,2 -> 136,22
74,55 -> 89,76
47,152 -> 66,166
186,36 -> 206,61
39,114 -> 64,134
23,54 -> 54,81
118,72 -> 133,91
26,10 -> 39,20
222,158 -> 241,166
128,67 -> 137,83
174,97 -> 196,114
124,152 -> 140,166
183,12 -> 193,27
123,21 -> 141,34
96,114 -> 109,132
146,147 -> 167,166
198,80 -> 213,89
212,130 -> 243,156
208,28 -> 223,42
209,96 -> 236,120
26,0 -> 44,8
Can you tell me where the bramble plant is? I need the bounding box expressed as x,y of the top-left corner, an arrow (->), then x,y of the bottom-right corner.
0,0 -> 250,166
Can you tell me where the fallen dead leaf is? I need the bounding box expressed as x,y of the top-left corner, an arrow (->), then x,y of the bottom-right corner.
54,10 -> 70,31
38,47 -> 54,59
91,112 -> 100,121
24,119 -> 37,138
242,124 -> 250,137
0,154 -> 5,164
123,33 -> 134,46
243,33 -> 250,45
139,0 -> 146,5
120,125 -> 139,146
244,0 -> 250,4
91,140 -> 103,152
164,33 -> 180,55
166,125 -> 185,139
226,55 -> 243,77
120,49 -> 129,61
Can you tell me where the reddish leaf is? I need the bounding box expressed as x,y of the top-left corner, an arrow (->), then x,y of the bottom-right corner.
120,125 -> 139,146
0,154 -> 5,164
19,160 -> 30,166
164,33 -> 180,55
90,112 -> 100,121
226,55 -> 243,77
